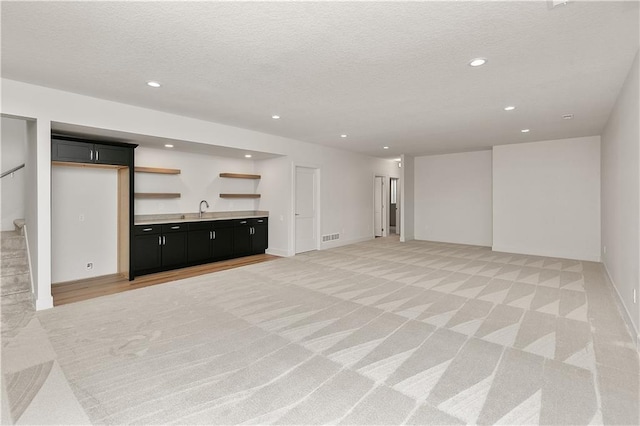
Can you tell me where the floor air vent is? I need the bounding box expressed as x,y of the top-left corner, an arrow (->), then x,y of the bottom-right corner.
322,233 -> 340,242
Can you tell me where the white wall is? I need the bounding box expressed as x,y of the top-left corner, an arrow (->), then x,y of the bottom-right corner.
493,136 -> 601,261
414,150 -> 492,246
51,167 -> 118,282
135,147 -> 260,215
401,154 -> 415,242
601,50 -> 639,341
1,117 -> 27,231
1,79 -> 397,308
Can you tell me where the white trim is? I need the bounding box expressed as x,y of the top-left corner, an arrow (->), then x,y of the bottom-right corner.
373,175 -> 388,238
491,244 -> 601,263
22,224 -> 35,294
321,235 -> 373,250
602,262 -> 640,351
266,247 -> 290,257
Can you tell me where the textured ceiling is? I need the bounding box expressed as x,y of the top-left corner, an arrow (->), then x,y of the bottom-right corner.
2,1 -> 639,158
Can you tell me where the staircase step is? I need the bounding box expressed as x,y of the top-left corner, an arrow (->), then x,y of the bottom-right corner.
1,248 -> 27,260
1,231 -> 26,251
0,273 -> 31,296
0,256 -> 29,277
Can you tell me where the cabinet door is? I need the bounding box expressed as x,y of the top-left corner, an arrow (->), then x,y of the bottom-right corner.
134,234 -> 162,272
162,232 -> 188,267
94,143 -> 130,166
188,228 -> 212,264
212,226 -> 234,260
52,139 -> 94,163
233,225 -> 252,257
251,224 -> 268,254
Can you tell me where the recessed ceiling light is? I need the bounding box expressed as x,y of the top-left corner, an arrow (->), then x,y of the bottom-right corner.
504,106 -> 516,111
469,58 -> 487,67
521,129 -> 530,133
244,154 -> 252,158
340,134 -> 348,138
164,144 -> 174,148
147,81 -> 161,88
271,115 -> 280,120
562,114 -> 574,120
383,146 -> 389,150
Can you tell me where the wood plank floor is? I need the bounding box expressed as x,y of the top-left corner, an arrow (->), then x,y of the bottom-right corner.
52,254 -> 279,306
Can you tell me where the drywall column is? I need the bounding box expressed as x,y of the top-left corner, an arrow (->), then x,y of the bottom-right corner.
414,151 -> 492,246
26,118 -> 53,310
601,50 -> 639,343
400,154 -> 414,242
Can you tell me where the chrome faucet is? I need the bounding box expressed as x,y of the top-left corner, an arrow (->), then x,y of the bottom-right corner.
199,200 -> 209,218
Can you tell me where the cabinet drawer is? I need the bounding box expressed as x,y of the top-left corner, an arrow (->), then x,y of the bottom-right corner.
134,225 -> 161,235
251,217 -> 268,225
162,223 -> 186,233
234,219 -> 250,226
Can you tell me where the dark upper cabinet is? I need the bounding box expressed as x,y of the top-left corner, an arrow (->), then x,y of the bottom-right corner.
94,143 -> 130,166
52,139 -> 94,163
52,138 -> 132,166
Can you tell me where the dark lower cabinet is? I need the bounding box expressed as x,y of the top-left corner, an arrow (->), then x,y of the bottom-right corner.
133,223 -> 187,274
187,220 -> 235,264
252,219 -> 268,253
134,233 -> 162,271
212,226 -> 234,259
187,225 -> 212,264
233,218 -> 269,256
233,220 -> 253,257
135,217 -> 267,277
161,224 -> 188,267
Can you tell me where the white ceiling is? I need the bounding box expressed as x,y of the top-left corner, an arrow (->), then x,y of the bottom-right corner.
2,1 -> 639,158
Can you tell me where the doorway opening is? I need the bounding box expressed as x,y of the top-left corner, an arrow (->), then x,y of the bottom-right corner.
374,176 -> 385,237
390,177 -> 399,235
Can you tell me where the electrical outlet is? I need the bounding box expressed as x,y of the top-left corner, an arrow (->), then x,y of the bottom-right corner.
86,262 -> 93,270
79,214 -> 85,222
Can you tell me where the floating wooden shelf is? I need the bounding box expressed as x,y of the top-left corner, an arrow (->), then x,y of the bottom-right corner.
219,193 -> 261,199
219,173 -> 261,180
135,166 -> 181,175
135,193 -> 181,199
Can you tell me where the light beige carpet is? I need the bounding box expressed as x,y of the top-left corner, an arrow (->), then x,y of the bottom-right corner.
11,237 -> 640,424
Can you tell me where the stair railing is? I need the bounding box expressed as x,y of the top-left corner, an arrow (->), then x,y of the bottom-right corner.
0,163 -> 25,179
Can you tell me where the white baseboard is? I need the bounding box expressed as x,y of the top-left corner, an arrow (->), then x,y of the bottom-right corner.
266,247 -> 290,257
602,262 -> 640,351
321,235 -> 373,250
491,244 -> 601,262
36,296 -> 53,311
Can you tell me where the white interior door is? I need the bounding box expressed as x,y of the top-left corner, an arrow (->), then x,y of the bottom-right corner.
374,176 -> 383,237
295,167 -> 317,253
